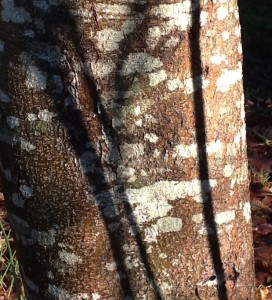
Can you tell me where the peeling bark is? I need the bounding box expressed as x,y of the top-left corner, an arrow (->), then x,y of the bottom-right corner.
0,0 -> 254,299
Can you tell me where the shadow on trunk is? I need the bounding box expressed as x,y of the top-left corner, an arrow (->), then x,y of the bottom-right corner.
190,1 -> 227,299
8,1 -> 164,299
1,0 -> 230,299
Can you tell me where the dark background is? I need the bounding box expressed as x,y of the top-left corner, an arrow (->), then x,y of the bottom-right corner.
239,0 -> 272,98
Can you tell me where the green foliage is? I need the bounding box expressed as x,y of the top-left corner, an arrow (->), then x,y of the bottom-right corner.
250,168 -> 271,186
0,220 -> 25,300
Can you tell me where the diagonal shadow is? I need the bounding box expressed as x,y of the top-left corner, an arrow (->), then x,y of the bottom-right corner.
189,1 -> 227,299
110,2 -> 164,299
10,1 -> 163,299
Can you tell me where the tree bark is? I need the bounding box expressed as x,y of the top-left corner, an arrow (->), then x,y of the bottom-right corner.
0,0 -> 254,299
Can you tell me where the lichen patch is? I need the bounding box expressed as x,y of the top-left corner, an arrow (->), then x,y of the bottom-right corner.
0,90 -> 11,103
216,65 -> 242,92
120,53 -> 163,76
25,65 -> 47,91
1,0 -> 31,23
58,250 -> 82,265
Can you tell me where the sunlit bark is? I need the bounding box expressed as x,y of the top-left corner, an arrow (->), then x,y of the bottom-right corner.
0,1 -> 254,299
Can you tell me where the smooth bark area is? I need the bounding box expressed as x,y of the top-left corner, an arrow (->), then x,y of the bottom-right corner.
0,1 -> 254,299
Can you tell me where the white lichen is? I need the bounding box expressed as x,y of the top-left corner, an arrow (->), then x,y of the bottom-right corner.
200,11 -> 208,26
173,143 -> 198,159
23,30 -> 35,38
27,113 -> 38,121
9,214 -> 58,247
150,1 -> 198,31
210,54 -> 228,65
47,271 -> 54,279
219,106 -> 228,115
146,20 -> 178,49
223,164 -> 234,177
144,133 -> 159,143
30,229 -> 57,246
25,65 -> 47,91
222,31 -> 230,41
33,0 -> 50,11
120,53 -> 163,76
135,119 -> 142,127
197,226 -> 214,235
38,109 -> 55,121
206,29 -> 216,37
214,210 -> 235,224
192,210 -> 235,225
106,262 -> 116,272
6,116 -> 20,128
184,76 -> 210,94
216,64 -> 242,93
117,165 -> 136,182
166,78 -> 183,91
124,179 -> 217,224
120,143 -> 144,164
238,42 -> 243,54
58,250 -> 82,265
165,36 -> 181,48
48,284 -> 90,300
230,162 -> 248,190
193,210 -> 236,235
133,105 -> 141,116
19,185 -> 33,198
0,90 -> 11,103
173,140 -> 223,159
243,202 -> 251,223
217,7 -> 228,20
144,224 -> 159,243
192,213 -> 203,224
156,216 -> 182,233
12,192 -> 25,207
1,0 -> 31,23
20,139 -> 36,152
95,15 -> 144,52
235,25 -> 241,37
149,70 -> 167,86
92,293 -> 101,300
206,140 -> 223,154
124,256 -> 141,270
90,59 -> 116,78
197,274 -> 225,287
160,282 -> 172,295
95,3 -> 131,16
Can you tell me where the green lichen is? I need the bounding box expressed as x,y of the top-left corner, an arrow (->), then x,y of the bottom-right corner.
30,120 -> 52,135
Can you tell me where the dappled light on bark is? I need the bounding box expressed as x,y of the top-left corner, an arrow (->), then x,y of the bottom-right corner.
0,0 -> 254,299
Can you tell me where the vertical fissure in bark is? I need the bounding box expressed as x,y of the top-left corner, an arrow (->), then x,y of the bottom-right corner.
190,1 -> 227,299
22,2 -> 163,298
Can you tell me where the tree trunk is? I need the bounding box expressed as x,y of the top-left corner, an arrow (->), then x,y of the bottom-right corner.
0,1 -> 254,299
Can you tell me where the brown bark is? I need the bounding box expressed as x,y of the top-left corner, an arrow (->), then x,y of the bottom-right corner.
0,1 -> 254,299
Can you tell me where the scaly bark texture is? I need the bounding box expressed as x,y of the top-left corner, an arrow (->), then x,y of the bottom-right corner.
0,0 -> 254,299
